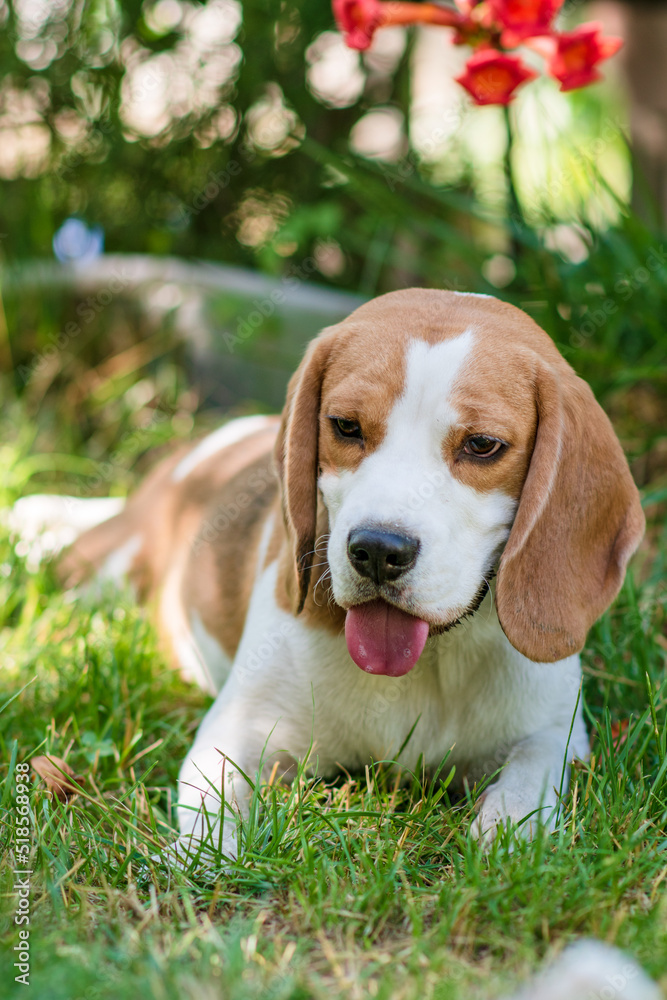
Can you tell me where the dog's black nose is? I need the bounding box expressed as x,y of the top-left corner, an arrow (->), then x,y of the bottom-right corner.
347,528 -> 420,585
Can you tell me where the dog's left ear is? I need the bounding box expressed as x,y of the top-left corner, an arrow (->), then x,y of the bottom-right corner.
496,359 -> 645,663
274,329 -> 337,613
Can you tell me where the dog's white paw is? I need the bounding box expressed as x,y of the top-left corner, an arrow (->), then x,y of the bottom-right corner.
471,784 -> 557,848
154,829 -> 238,877
163,806 -> 241,875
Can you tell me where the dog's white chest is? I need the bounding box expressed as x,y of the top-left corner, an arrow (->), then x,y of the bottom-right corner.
314,606 -> 545,778
206,571 -> 566,781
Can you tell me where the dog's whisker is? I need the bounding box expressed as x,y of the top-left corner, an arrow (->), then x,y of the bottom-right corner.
314,567 -> 332,589
301,547 -> 321,560
312,568 -> 332,606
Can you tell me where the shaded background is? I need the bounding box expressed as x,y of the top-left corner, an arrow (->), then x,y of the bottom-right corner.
0,0 -> 665,516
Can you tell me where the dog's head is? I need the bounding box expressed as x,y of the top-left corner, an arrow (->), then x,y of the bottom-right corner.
275,289 -> 644,669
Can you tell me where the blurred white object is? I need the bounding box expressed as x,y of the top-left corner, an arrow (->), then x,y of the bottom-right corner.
504,941 -> 661,1000
6,494 -> 124,572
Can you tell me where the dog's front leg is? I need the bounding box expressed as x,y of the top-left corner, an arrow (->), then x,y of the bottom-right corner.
176,733 -> 251,864
174,686 -> 303,866
470,724 -> 586,847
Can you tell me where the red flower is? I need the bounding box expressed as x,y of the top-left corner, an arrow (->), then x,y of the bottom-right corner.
332,0 -> 383,51
456,49 -> 537,105
488,0 -> 564,47
547,22 -> 623,91
333,0 -> 465,51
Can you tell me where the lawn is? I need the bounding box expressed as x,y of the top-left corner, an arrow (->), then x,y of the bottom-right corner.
0,298 -> 666,998
2,0 -> 667,993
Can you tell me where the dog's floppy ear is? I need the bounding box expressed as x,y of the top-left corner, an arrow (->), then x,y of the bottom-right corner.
496,359 -> 645,663
274,330 -> 336,613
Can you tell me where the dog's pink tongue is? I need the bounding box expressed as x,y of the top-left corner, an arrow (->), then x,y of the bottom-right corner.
345,600 -> 429,677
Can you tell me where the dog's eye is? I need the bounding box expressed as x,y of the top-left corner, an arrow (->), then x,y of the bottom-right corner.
330,417 -> 363,441
463,435 -> 505,458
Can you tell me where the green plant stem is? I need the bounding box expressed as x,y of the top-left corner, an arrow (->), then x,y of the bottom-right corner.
503,104 -> 523,260
0,278 -> 13,377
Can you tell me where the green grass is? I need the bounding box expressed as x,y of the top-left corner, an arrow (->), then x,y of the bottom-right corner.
1,457 -> 666,999
1,198 -> 666,994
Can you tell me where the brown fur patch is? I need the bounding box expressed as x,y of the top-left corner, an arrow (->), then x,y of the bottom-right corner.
182,452 -> 282,659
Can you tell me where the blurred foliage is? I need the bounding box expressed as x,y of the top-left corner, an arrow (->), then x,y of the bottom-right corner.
0,0 -> 631,283
0,0 -> 407,280
0,0 -> 665,507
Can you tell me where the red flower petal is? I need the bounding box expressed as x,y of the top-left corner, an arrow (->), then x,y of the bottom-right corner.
456,49 -> 538,105
488,0 -> 564,46
332,0 -> 465,50
332,0 -> 383,51
547,22 -> 623,92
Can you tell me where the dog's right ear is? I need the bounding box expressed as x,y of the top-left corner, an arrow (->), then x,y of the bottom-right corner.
274,329 -> 338,613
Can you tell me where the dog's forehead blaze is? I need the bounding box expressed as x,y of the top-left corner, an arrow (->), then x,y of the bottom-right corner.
317,290 -> 554,480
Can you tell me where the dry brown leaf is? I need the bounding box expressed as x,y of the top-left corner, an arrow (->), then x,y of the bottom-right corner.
31,755 -> 82,801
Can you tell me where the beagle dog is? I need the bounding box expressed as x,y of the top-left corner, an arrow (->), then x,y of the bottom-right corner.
14,289 -> 645,855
